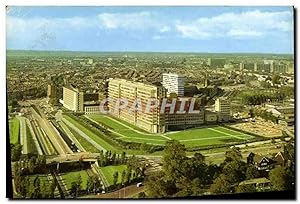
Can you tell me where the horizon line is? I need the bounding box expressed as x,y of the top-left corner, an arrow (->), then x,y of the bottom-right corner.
6,49 -> 294,55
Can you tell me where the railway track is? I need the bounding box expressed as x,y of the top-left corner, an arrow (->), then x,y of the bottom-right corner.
30,105 -> 73,155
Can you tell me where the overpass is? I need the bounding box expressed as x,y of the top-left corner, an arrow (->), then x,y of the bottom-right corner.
46,152 -> 100,164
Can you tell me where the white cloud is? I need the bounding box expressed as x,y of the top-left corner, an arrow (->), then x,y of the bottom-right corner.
175,10 -> 293,39
227,29 -> 263,38
98,11 -> 152,30
159,26 -> 171,33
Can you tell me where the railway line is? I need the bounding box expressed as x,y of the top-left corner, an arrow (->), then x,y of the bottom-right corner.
30,105 -> 73,155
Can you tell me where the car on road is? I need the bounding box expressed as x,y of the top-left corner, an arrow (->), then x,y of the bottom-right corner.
137,182 -> 143,187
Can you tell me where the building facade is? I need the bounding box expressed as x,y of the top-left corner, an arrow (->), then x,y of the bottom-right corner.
62,85 -> 100,113
215,97 -> 231,122
162,73 -> 185,97
108,78 -> 167,133
62,85 -> 84,112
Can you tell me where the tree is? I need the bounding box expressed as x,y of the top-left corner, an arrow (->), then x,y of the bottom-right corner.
121,152 -> 126,164
137,192 -> 146,198
121,170 -> 126,185
248,108 -> 255,118
272,74 -> 281,85
70,174 -> 82,197
49,181 -> 56,198
236,184 -> 256,193
40,180 -> 50,198
222,160 -> 247,183
209,174 -> 232,194
19,176 -> 30,198
162,140 -> 187,182
145,171 -> 177,198
245,165 -> 260,180
11,144 -> 22,161
113,171 -> 119,187
30,176 -> 41,198
86,177 -> 93,194
126,166 -> 132,184
269,166 -> 293,191
224,147 -> 242,163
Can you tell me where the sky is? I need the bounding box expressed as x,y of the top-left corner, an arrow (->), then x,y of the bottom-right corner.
6,6 -> 294,53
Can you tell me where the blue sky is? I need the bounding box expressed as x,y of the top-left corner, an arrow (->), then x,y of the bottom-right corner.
6,6 -> 294,53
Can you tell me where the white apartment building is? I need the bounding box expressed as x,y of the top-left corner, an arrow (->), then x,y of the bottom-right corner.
162,73 -> 185,97
215,97 -> 231,122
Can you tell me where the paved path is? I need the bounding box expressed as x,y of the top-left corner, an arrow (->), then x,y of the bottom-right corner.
59,120 -> 86,152
62,118 -> 107,152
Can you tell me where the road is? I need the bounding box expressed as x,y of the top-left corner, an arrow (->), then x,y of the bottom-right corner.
82,184 -> 145,199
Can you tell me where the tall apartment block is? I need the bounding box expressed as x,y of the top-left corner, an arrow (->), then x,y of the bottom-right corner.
47,84 -> 57,98
215,97 -> 230,122
62,85 -> 84,112
108,78 -> 167,133
61,84 -> 100,114
162,73 -> 185,97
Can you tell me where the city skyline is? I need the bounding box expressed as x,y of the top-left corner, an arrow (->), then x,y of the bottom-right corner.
6,6 -> 294,54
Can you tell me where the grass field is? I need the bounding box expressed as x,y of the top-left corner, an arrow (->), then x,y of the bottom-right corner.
63,115 -> 145,155
61,170 -> 89,190
99,165 -> 129,186
68,127 -> 100,153
87,114 -> 255,147
9,117 -> 20,144
88,115 -> 168,145
26,124 -> 38,154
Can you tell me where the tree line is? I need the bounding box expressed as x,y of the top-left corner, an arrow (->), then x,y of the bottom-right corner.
144,140 -> 295,198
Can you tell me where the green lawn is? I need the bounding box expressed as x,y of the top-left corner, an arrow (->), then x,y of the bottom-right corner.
63,115 -> 145,155
87,114 -> 254,147
68,127 -> 100,153
26,124 -> 38,154
25,174 -> 49,187
61,170 -> 89,190
9,117 -> 20,144
99,165 -> 130,186
64,115 -> 119,151
87,114 -> 168,141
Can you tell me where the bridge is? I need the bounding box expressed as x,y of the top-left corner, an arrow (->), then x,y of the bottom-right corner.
46,152 -> 100,164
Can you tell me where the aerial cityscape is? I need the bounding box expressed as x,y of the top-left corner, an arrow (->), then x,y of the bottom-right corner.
7,6 -> 295,199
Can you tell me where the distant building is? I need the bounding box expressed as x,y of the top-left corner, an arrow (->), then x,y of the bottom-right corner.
244,63 -> 255,71
287,62 -> 294,74
47,84 -> 56,98
264,60 -> 274,73
215,97 -> 230,122
87,59 -> 93,65
162,73 -> 185,97
207,58 -> 226,68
